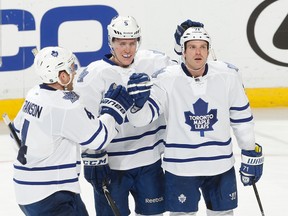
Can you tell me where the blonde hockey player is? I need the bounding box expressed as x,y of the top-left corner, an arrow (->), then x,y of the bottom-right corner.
74,15 -> 177,216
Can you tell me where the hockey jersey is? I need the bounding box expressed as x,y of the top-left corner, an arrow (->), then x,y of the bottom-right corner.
74,49 -> 176,170
13,84 -> 118,205
128,61 -> 256,176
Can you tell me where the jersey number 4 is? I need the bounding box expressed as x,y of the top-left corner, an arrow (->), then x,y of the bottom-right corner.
17,119 -> 29,165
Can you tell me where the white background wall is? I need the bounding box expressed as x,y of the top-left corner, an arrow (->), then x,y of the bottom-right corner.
1,0 -> 288,99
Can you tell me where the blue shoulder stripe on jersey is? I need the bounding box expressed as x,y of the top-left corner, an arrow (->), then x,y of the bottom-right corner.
95,123 -> 109,151
80,121 -> 107,149
13,177 -> 79,185
108,139 -> 164,156
111,125 -> 166,143
230,115 -> 253,123
14,162 -> 78,171
163,152 -> 233,163
164,138 -> 231,149
148,97 -> 160,117
148,103 -> 156,124
230,102 -> 250,111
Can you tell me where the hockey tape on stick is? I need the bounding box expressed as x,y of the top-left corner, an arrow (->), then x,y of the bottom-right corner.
102,181 -> 121,216
252,182 -> 265,216
2,113 -> 21,149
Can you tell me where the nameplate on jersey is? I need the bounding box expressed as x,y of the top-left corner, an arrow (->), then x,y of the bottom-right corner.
22,100 -> 43,118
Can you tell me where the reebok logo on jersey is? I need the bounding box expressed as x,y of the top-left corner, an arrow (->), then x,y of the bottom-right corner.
184,98 -> 218,137
145,196 -> 164,203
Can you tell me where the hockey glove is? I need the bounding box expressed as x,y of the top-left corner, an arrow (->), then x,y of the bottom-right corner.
82,150 -> 111,194
240,143 -> 264,186
127,73 -> 152,111
100,83 -> 133,124
174,19 -> 204,55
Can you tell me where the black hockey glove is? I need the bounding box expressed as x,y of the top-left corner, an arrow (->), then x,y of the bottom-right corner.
100,83 -> 133,124
82,150 -> 111,194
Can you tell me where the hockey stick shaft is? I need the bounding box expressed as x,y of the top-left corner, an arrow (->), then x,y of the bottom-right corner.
252,182 -> 265,216
102,182 -> 121,216
2,113 -> 21,148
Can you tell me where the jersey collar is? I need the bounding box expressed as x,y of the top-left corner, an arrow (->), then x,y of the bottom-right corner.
181,62 -> 208,77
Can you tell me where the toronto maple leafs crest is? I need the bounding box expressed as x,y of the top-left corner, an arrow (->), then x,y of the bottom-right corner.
77,68 -> 89,83
63,91 -> 79,103
178,194 -> 186,203
184,98 -> 218,137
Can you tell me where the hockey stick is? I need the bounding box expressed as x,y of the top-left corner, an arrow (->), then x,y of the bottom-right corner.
252,182 -> 265,216
2,113 -> 21,149
102,180 -> 121,216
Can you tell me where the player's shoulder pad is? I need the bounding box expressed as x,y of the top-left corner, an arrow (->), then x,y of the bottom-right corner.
76,60 -> 109,83
224,61 -> 239,72
209,61 -> 239,73
151,64 -> 179,79
151,67 -> 166,78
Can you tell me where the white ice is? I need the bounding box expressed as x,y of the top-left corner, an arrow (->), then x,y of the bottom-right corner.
1,108 -> 287,216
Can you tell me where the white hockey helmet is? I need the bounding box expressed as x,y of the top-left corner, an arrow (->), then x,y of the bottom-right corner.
107,15 -> 141,47
180,27 -> 211,53
34,46 -> 75,84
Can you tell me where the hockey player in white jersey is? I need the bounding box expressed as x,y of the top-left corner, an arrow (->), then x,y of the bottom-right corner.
127,26 -> 264,215
12,46 -> 133,216
74,15 -> 176,216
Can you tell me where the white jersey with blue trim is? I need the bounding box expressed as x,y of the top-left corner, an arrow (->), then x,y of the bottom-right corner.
13,84 -> 118,205
128,61 -> 255,176
74,49 -> 176,170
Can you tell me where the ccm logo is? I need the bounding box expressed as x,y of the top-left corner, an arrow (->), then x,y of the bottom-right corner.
0,5 -> 118,71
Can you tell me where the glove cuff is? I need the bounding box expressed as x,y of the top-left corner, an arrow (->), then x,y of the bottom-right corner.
100,98 -> 126,124
241,154 -> 264,165
82,150 -> 108,166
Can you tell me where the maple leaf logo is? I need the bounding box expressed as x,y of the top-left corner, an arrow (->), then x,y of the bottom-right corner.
63,91 -> 79,103
184,98 -> 218,137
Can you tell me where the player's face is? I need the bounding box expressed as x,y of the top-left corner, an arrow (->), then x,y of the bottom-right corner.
184,40 -> 209,71
111,38 -> 138,67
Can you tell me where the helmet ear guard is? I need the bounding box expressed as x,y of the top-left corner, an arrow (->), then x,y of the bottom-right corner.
180,27 -> 211,53
34,46 -> 76,84
107,15 -> 141,50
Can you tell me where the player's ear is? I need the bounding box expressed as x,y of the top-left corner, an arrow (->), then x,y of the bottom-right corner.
58,71 -> 68,83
